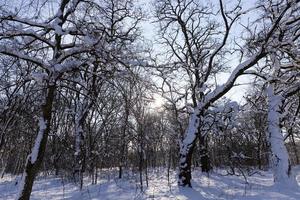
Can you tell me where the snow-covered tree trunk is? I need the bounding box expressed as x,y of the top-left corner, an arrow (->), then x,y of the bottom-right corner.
177,48 -> 266,187
17,84 -> 56,200
74,112 -> 85,190
178,112 -> 199,187
267,84 -> 293,186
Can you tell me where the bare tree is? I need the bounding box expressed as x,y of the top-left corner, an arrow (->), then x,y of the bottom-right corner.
0,0 -> 120,198
243,0 -> 300,185
154,0 -> 297,187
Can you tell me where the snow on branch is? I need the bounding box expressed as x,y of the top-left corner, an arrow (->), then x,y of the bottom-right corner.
201,49 -> 266,110
0,46 -> 49,68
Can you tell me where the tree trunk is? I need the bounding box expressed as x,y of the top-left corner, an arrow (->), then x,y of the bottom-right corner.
198,134 -> 211,173
138,145 -> 143,191
257,132 -> 262,170
290,132 -> 299,165
118,165 -> 123,179
167,147 -> 171,185
119,102 -> 129,179
74,117 -> 85,190
178,112 -> 200,187
17,84 -> 56,200
267,85 -> 293,186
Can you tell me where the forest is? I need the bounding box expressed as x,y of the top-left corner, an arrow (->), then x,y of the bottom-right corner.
0,0 -> 299,199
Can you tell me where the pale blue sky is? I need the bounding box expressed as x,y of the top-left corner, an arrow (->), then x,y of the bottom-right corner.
140,0 -> 260,105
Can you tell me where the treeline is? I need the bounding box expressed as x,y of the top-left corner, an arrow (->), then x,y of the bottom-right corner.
0,0 -> 299,199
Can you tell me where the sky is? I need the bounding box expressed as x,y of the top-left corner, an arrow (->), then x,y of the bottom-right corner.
0,0 -> 260,106
140,0 -> 260,106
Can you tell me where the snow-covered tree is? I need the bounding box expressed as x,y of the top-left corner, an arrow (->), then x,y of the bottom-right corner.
153,0 -> 298,187
0,0 -> 143,198
244,0 -> 300,186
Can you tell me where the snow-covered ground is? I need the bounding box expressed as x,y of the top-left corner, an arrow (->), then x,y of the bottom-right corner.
1,167 -> 300,200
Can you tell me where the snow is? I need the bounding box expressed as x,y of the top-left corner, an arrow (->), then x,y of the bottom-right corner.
203,49 -> 265,108
31,72 -> 48,83
16,170 -> 27,199
181,112 -> 199,152
267,84 -> 295,186
52,17 -> 64,36
1,168 -> 300,200
0,46 -> 49,68
178,49 -> 265,161
30,117 -> 47,163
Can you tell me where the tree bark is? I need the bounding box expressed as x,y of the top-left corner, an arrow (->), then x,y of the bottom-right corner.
267,84 -> 293,185
17,84 -> 56,200
178,142 -> 195,187
178,112 -> 199,187
118,104 -> 129,179
138,144 -> 144,191
290,132 -> 299,165
73,119 -> 85,190
198,134 -> 211,173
